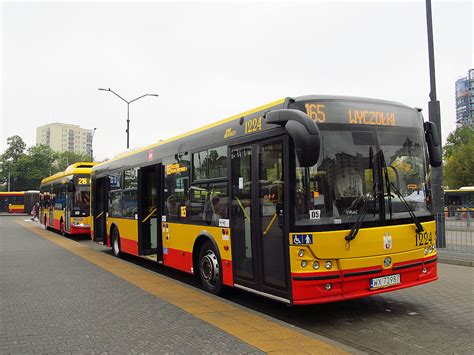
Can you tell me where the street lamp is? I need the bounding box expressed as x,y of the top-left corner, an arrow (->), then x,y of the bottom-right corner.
98,88 -> 159,149
90,128 -> 97,161
425,0 -> 445,247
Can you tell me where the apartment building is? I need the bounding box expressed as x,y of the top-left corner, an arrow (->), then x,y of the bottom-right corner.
36,123 -> 93,155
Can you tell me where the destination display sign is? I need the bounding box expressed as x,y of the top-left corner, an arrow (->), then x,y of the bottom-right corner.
290,99 -> 422,128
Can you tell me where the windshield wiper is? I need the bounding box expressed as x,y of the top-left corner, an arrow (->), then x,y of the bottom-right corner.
345,195 -> 372,243
345,147 -> 377,245
379,150 -> 424,233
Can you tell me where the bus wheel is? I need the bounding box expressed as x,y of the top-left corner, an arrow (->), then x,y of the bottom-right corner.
198,241 -> 223,295
112,228 -> 121,257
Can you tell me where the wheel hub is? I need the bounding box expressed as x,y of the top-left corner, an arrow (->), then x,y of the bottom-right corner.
200,251 -> 219,286
113,237 -> 119,254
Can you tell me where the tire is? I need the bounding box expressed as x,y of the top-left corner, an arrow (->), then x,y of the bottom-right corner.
111,227 -> 121,257
198,240 -> 223,295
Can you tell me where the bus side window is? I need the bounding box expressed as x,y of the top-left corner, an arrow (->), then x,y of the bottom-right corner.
164,153 -> 190,222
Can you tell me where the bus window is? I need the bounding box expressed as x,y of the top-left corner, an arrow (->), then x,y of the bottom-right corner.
188,182 -> 228,226
108,173 -> 123,218
164,154 -> 190,221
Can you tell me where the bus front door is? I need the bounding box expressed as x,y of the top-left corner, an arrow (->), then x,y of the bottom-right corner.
65,193 -> 71,232
230,138 -> 289,301
138,164 -> 163,261
93,177 -> 108,243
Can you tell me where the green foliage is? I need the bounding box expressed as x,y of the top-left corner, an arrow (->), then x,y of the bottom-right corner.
3,135 -> 26,163
444,126 -> 473,158
0,135 -> 92,191
443,126 -> 474,189
54,151 -> 92,172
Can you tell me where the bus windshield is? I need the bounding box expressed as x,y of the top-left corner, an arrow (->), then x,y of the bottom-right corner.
72,178 -> 91,216
295,126 -> 431,226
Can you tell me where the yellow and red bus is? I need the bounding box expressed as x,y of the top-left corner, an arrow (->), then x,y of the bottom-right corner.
0,191 -> 39,214
91,95 -> 440,305
40,162 -> 97,235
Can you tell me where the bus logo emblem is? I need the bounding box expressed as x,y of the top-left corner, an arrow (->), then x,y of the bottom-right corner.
384,233 -> 392,250
224,128 -> 236,138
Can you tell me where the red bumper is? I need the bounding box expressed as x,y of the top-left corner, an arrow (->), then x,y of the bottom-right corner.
291,256 -> 438,305
69,225 -> 91,235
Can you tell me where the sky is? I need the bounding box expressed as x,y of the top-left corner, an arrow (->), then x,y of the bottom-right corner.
1,0 -> 472,161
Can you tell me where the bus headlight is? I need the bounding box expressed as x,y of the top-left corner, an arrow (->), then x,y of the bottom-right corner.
298,250 -> 305,257
424,247 -> 429,255
301,260 -> 307,268
325,261 -> 332,270
313,261 -> 319,270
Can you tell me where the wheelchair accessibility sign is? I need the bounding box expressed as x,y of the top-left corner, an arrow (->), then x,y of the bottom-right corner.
292,234 -> 313,245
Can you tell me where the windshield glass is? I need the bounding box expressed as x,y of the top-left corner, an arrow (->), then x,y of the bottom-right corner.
295,129 -> 379,226
72,176 -> 90,216
295,127 -> 430,226
378,131 -> 431,219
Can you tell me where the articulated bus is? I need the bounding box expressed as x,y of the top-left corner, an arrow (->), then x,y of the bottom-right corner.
39,162 -> 97,235
0,191 -> 39,214
91,95 -> 441,305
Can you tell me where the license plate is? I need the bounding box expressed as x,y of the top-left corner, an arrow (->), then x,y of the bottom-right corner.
370,274 -> 400,290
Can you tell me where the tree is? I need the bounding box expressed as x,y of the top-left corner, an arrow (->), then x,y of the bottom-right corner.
0,135 -> 27,190
443,126 -> 474,189
12,145 -> 56,190
3,135 -> 26,163
53,151 -> 92,173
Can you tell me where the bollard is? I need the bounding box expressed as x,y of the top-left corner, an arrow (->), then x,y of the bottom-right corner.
467,210 -> 471,228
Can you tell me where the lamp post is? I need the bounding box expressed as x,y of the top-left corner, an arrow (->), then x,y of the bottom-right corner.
425,0 -> 445,247
90,128 -> 97,161
98,88 -> 159,149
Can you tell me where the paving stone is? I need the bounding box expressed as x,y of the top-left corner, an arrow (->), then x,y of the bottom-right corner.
0,217 -> 262,354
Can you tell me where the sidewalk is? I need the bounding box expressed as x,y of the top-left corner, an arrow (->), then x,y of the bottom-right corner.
0,217 -> 354,354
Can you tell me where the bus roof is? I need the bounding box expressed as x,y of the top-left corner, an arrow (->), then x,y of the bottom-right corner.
92,94 -> 419,177
446,186 -> 474,192
41,162 -> 97,185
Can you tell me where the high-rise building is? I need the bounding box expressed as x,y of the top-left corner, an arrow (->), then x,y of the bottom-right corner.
455,69 -> 474,127
36,123 -> 93,155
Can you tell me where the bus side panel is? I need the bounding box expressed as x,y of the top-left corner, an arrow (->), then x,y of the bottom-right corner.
108,218 -> 139,256
52,210 -> 64,231
162,223 -> 233,285
9,204 -> 24,213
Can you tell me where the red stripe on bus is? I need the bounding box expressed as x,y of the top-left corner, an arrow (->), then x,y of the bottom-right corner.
119,237 -> 139,256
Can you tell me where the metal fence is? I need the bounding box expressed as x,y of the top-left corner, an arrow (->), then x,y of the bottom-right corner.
436,209 -> 474,261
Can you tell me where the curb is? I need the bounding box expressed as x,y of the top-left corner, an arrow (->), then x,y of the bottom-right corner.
438,257 -> 474,267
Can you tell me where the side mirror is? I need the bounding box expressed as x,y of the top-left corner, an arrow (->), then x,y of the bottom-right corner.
266,109 -> 321,167
424,121 -> 442,167
67,180 -> 76,192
